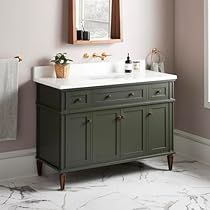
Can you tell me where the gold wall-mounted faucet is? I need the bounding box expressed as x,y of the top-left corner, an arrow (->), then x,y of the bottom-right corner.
92,53 -> 104,60
83,52 -> 112,61
92,52 -> 112,61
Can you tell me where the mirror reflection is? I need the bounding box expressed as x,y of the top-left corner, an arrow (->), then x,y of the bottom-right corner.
76,0 -> 112,40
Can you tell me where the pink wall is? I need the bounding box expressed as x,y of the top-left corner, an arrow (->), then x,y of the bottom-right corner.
174,0 -> 210,139
0,0 -> 174,153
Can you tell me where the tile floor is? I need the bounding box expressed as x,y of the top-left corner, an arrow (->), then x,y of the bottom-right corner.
0,156 -> 210,210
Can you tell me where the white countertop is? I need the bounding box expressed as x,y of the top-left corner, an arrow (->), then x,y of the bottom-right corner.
34,70 -> 177,90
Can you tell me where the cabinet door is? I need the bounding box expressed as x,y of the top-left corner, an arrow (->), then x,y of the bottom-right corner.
148,104 -> 169,154
121,106 -> 146,158
65,113 -> 91,168
92,109 -> 120,163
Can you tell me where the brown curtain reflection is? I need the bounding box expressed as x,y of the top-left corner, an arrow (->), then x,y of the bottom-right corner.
111,0 -> 121,39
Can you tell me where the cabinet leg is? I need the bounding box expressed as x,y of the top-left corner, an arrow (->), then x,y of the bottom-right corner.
167,154 -> 174,171
59,173 -> 66,191
36,160 -> 43,176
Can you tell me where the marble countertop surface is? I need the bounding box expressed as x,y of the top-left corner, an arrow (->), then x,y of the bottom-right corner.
34,70 -> 177,90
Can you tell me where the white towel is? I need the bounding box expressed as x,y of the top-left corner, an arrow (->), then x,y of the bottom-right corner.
0,58 -> 18,141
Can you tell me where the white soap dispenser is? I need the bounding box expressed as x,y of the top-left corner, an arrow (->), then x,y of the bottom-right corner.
125,53 -> 133,73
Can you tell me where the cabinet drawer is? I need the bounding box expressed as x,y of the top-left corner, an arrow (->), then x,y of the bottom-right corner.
93,86 -> 146,105
149,83 -> 169,101
65,91 -> 90,109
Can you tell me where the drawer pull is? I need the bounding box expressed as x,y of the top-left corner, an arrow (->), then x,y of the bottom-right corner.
105,94 -> 112,99
155,90 -> 161,95
129,92 -> 135,97
74,98 -> 82,103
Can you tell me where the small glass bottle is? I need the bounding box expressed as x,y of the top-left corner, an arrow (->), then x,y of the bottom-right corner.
125,53 -> 133,73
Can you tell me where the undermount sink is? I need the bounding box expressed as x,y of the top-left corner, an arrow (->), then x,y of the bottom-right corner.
88,74 -> 126,80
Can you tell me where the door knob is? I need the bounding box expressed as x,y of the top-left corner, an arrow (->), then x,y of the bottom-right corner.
147,112 -> 152,116
121,115 -> 125,120
116,116 -> 122,121
87,119 -> 92,124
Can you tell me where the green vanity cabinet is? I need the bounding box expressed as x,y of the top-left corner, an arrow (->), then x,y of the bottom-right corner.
36,81 -> 175,190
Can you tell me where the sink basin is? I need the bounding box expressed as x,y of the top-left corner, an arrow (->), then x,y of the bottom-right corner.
88,74 -> 126,80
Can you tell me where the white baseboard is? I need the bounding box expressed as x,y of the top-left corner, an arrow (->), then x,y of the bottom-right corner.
0,149 -> 55,181
0,130 -> 210,181
174,129 -> 210,166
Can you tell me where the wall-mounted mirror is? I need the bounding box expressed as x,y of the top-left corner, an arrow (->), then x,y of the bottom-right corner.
76,0 -> 112,40
68,0 -> 122,44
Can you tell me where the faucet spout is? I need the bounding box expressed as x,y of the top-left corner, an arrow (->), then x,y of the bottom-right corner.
92,53 -> 105,60
92,52 -> 112,61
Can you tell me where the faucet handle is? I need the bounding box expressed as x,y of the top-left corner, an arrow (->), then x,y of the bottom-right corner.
83,53 -> 90,59
92,53 -> 99,59
101,52 -> 112,58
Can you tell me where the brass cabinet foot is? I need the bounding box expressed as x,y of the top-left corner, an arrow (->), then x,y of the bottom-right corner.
59,173 -> 66,191
36,160 -> 43,176
167,154 -> 174,171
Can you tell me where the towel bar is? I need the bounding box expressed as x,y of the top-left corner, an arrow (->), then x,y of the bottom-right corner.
14,56 -> 22,62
